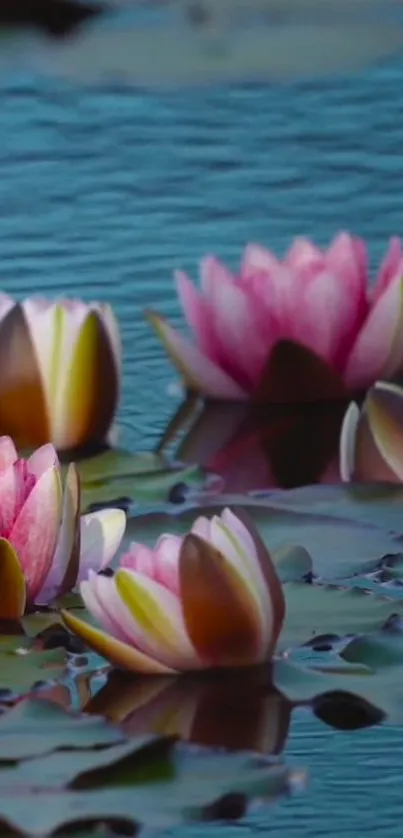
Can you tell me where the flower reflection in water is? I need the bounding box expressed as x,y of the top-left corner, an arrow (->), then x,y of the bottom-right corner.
85,665 -> 292,756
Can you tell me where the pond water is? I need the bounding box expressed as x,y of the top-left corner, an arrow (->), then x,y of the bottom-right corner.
2,21 -> 403,837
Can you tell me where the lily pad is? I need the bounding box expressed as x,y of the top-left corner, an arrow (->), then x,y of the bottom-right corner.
274,626 -> 403,726
279,582 -> 403,650
0,730 -> 299,836
127,496 -> 402,579
73,449 -> 209,511
0,647 -> 66,691
0,699 -> 124,760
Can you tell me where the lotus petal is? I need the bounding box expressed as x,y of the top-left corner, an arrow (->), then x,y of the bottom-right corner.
61,609 -> 175,675
115,569 -> 199,670
9,466 -> 61,602
35,464 -> 81,604
0,304 -> 50,447
146,310 -> 247,399
0,436 -> 17,470
366,382 -> 403,480
79,507 -> 126,580
0,538 -> 26,620
179,533 -> 263,667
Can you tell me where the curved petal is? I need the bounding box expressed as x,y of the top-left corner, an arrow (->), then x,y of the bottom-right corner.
365,381 -> 403,480
209,513 -> 271,649
0,304 -> 50,447
230,508 -> 285,654
153,535 -> 182,595
120,543 -> 158,576
0,437 -> 17,470
344,276 -> 403,390
179,533 -> 264,667
94,302 -> 122,378
341,397 -> 396,482
9,466 -> 62,603
175,271 -> 221,363
79,507 -> 126,580
372,237 -> 403,302
115,568 -> 199,670
27,444 -> 59,479
0,463 -> 23,537
0,538 -> 26,619
35,464 -> 81,604
145,310 -> 247,399
339,401 -> 361,482
58,310 -> 119,450
241,243 -> 280,276
61,609 -> 176,675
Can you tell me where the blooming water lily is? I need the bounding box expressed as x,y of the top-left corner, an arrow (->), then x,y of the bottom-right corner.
0,295 -> 120,451
62,508 -> 285,674
0,436 -> 126,619
340,381 -> 403,482
148,234 -> 403,401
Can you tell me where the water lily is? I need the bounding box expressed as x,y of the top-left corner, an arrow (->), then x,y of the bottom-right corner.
62,507 -> 285,674
147,234 -> 403,400
340,381 -> 403,482
0,436 -> 126,619
0,295 -> 120,451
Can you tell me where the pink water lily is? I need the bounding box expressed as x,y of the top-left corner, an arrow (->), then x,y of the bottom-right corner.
0,294 -> 120,451
340,381 -> 403,483
62,508 -> 285,674
0,436 -> 126,619
147,233 -> 403,400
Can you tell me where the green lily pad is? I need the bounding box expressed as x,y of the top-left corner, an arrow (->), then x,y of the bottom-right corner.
0,699 -> 124,760
261,483 -> 403,536
0,727 -> 299,836
0,647 -> 66,691
274,627 -> 403,726
279,582 -> 403,650
127,496 -> 402,580
70,448 -> 209,511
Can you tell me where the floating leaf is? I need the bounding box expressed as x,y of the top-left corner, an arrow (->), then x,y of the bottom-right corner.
280,583 -> 403,650
70,448 -> 209,511
0,730 -> 299,836
0,647 -> 66,691
0,699 -> 124,760
274,626 -> 403,726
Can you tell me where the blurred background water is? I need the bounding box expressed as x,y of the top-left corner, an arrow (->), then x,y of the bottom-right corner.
2,21 -> 403,834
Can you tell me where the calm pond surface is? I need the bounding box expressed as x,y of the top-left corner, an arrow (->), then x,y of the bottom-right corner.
1,32 -> 403,837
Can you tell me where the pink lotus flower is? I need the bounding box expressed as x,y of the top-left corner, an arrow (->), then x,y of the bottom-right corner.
340,381 -> 403,482
147,233 -> 403,400
62,508 -> 285,674
0,436 -> 126,619
0,295 -> 120,451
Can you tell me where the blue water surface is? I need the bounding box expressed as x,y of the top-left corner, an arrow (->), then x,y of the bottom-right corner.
1,40 -> 403,837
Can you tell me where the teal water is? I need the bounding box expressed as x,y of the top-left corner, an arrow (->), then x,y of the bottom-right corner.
2,49 -> 403,836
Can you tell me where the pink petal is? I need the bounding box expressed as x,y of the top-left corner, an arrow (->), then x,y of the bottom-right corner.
372,237 -> 403,303
120,542 -> 157,576
9,466 -> 61,603
0,464 -> 22,536
344,275 -> 403,391
175,271 -> 222,365
153,535 -> 181,594
27,444 -> 59,479
284,237 -> 324,271
0,437 -> 17,470
241,243 -> 281,277
146,311 -> 247,399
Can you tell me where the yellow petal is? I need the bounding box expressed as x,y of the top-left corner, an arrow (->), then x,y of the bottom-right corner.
57,310 -> 119,450
0,538 -> 26,619
179,533 -> 263,668
58,464 -> 81,596
0,305 -> 50,447
61,609 -> 176,675
365,381 -> 403,480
